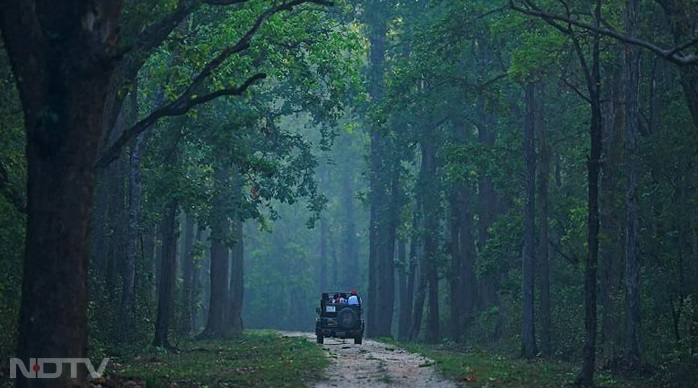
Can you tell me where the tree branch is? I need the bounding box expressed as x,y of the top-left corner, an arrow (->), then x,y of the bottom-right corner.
96,73 -> 267,169
97,0 -> 333,169
510,0 -> 698,65
563,79 -> 591,104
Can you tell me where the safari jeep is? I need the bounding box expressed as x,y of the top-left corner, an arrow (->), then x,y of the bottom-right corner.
315,292 -> 364,344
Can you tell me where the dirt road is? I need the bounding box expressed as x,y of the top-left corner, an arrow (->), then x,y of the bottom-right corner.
284,332 -> 458,388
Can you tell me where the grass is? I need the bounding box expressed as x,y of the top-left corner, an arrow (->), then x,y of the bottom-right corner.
98,330 -> 328,387
379,339 -> 658,387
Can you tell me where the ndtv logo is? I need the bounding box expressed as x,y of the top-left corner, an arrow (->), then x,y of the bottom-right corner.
9,358 -> 110,379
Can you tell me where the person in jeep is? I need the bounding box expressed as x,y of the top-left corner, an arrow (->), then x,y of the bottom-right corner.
347,289 -> 360,305
315,290 -> 364,344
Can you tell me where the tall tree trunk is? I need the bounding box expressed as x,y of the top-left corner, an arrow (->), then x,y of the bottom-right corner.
475,94 -> 503,338
578,1 -> 603,384
226,169 -> 244,337
421,138 -> 440,344
227,216 -> 244,337
624,0 -> 642,365
180,214 -> 195,335
153,199 -> 179,348
202,157 -> 231,338
0,3 -> 121,386
522,82 -> 538,359
459,187 -> 477,341
320,214 -> 328,291
598,66 -> 625,366
449,193 -> 463,342
452,117 -> 476,343
410,262 -> 427,341
196,228 -> 211,331
106,157 -> 127,300
396,239 -> 408,337
341,161 -> 358,289
399,210 -> 419,341
124,81 -> 163,326
380,160 -> 399,336
365,2 -> 393,338
536,83 -> 552,356
122,83 -> 143,328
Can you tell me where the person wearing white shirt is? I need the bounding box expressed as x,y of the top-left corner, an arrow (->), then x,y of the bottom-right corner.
347,289 -> 360,305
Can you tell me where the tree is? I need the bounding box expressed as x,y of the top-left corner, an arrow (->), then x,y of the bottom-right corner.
0,0 -> 334,385
522,81 -> 538,359
624,0 -> 642,366
362,0 -> 398,339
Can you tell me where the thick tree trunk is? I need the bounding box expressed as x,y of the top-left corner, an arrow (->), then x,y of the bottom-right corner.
0,3 -> 121,387
202,159 -> 231,338
152,124 -> 183,348
624,0 -> 642,365
452,117 -> 476,343
522,82 -> 538,359
421,139 -> 440,344
341,163 -> 358,289
365,4 -> 395,338
153,200 -> 178,348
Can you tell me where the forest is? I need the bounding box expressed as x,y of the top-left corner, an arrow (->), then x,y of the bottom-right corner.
0,0 -> 697,387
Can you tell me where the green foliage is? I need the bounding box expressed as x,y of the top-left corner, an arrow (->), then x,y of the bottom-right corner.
102,331 -> 328,387
383,339 -> 658,387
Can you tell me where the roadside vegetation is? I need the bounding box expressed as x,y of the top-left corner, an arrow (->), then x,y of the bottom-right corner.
381,338 -> 672,388
109,331 -> 327,387
0,331 -> 326,388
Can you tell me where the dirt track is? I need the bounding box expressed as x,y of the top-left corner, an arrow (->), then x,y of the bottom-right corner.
283,332 -> 458,388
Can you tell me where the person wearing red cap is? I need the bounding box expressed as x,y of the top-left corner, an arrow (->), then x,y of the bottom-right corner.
347,289 -> 360,305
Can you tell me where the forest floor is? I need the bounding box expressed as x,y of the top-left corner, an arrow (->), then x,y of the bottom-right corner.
283,332 -> 457,388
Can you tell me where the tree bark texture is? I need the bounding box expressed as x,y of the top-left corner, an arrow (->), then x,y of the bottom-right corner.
536,83 -> 551,356
203,157 -> 231,338
400,209 -> 419,341
122,81 -> 143,326
624,0 -> 643,364
0,2 -> 121,386
181,214 -> 196,335
598,69 -> 625,365
421,138 -> 440,344
366,10 -> 395,338
522,82 -> 538,359
578,2 -> 603,383
341,162 -> 359,289
153,199 -> 178,348
227,216 -> 244,337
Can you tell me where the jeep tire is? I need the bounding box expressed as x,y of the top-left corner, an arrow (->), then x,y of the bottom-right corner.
338,307 -> 358,329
